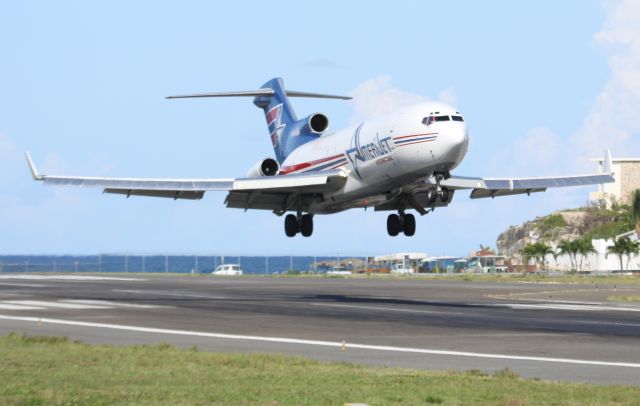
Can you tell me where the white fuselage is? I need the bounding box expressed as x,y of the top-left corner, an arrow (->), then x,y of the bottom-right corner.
279,102 -> 469,214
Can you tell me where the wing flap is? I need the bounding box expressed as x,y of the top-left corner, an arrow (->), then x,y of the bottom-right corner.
26,153 -> 347,201
434,149 -> 615,200
104,189 -> 205,200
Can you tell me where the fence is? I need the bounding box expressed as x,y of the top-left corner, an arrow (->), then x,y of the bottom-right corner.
0,255 -> 371,275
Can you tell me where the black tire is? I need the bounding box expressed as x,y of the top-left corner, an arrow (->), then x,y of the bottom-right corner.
387,214 -> 401,236
403,213 -> 416,236
300,214 -> 313,237
440,188 -> 450,203
284,214 -> 298,237
427,189 -> 437,204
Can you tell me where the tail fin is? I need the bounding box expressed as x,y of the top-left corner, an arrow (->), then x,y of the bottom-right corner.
167,78 -> 350,163
253,78 -> 298,162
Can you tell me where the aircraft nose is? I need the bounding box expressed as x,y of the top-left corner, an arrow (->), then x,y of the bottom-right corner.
448,124 -> 469,164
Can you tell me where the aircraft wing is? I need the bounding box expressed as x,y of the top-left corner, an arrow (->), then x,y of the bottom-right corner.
427,150 -> 615,199
25,153 -> 347,203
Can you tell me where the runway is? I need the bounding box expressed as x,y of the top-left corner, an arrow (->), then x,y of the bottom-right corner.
1,274 -> 640,386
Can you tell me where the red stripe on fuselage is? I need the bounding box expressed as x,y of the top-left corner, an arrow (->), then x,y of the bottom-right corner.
395,138 -> 436,147
279,153 -> 344,175
392,132 -> 438,140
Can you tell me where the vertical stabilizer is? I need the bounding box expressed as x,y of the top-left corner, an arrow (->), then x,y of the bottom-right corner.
253,78 -> 299,163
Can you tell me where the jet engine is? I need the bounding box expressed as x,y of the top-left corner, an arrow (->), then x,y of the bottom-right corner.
247,157 -> 280,177
301,113 -> 329,134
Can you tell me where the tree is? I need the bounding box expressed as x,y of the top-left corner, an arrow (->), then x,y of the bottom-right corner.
478,244 -> 496,255
632,189 -> 640,238
606,237 -> 640,272
576,238 -> 596,273
557,240 -> 579,273
521,242 -> 554,272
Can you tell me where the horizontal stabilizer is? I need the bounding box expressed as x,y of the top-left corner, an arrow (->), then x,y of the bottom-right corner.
167,89 -> 351,100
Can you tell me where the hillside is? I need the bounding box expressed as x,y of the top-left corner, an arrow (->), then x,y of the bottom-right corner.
496,204 -> 634,257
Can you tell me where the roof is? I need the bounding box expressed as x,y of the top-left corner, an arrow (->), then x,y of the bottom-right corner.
591,158 -> 640,163
373,253 -> 429,262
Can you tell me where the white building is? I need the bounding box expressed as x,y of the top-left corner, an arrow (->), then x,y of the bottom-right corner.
590,157 -> 640,206
548,234 -> 639,273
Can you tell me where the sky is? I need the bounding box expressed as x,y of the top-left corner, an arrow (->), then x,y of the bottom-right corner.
1,1 -> 639,256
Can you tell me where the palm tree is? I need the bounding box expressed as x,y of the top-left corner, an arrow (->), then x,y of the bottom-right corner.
557,240 -> 579,273
478,244 -> 496,255
606,237 -> 640,272
521,242 -> 554,272
632,189 -> 640,238
576,238 -> 596,273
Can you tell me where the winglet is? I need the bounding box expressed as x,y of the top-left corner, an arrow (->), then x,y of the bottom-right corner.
24,152 -> 44,181
602,149 -> 613,174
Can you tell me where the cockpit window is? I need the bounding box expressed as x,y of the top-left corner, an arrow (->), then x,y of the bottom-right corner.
422,116 -> 434,126
422,115 -> 452,126
451,115 -> 464,122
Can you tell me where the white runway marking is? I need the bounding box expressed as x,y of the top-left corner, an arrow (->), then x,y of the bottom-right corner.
311,303 -> 464,316
0,304 -> 46,310
3,300 -> 111,309
61,300 -> 169,309
113,289 -> 227,299
503,303 -> 640,312
0,314 -> 639,369
0,283 -> 47,287
0,275 -> 146,282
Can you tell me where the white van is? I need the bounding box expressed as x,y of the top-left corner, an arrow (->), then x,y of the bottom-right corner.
390,263 -> 414,274
212,264 -> 243,276
326,266 -> 352,275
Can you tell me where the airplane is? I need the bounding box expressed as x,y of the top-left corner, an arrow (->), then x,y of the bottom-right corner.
25,77 -> 615,237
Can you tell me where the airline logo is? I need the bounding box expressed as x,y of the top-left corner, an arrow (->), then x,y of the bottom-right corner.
265,103 -> 286,147
346,123 -> 394,179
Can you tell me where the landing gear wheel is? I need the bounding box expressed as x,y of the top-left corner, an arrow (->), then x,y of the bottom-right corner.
284,214 -> 299,237
440,188 -> 450,203
427,189 -> 437,204
387,214 -> 401,236
300,214 -> 313,237
403,213 -> 416,236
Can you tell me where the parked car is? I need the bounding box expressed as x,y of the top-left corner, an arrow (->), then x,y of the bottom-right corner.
390,263 -> 414,274
326,266 -> 352,275
212,264 -> 243,276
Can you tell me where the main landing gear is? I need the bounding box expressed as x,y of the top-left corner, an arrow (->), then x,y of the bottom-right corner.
284,212 -> 313,237
387,211 -> 416,237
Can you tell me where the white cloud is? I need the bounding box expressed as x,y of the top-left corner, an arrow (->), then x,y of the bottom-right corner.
569,0 -> 640,166
348,75 -> 457,123
492,0 -> 640,176
488,127 -> 566,176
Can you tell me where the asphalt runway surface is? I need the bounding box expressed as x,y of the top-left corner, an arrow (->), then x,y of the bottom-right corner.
1,274 -> 640,386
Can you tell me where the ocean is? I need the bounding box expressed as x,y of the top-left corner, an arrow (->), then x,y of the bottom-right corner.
0,255 -> 368,275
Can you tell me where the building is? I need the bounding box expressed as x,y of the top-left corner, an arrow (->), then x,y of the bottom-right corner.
590,157 -> 640,205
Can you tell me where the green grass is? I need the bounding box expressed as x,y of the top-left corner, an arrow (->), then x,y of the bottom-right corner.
608,295 -> 640,302
1,333 -> 640,405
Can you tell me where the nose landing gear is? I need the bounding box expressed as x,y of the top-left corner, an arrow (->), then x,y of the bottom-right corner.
284,212 -> 314,237
387,211 -> 416,237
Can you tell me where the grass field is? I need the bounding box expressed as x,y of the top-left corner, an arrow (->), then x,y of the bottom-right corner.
1,333 -> 639,405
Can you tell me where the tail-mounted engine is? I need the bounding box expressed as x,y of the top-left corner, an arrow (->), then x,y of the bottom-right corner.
247,158 -> 280,177
301,113 -> 329,134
